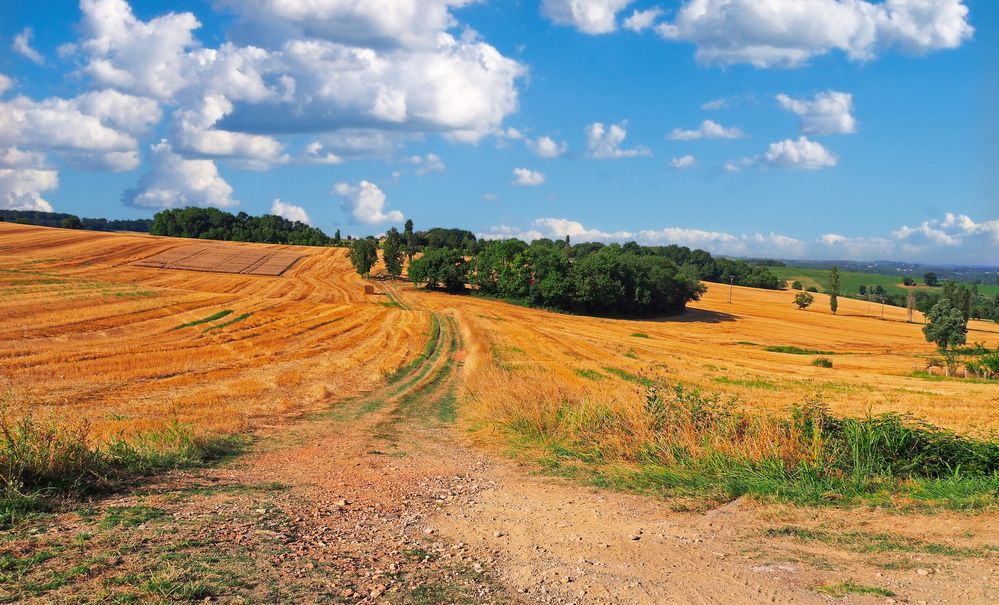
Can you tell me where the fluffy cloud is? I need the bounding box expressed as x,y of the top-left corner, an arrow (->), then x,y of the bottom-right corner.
222,0 -> 474,49
69,0 -> 525,176
729,137 -> 837,170
541,0 -> 635,35
670,155 -> 697,169
270,199 -> 311,224
402,153 -> 446,175
656,0 -> 973,68
777,91 -> 856,135
13,28 -> 45,65
527,136 -> 569,159
0,75 -> 12,95
763,137 -> 837,169
586,121 -> 650,159
512,167 -> 545,186
669,119 -> 746,141
171,95 -> 286,169
78,0 -> 201,100
0,168 -> 58,211
123,140 -> 237,209
334,180 -> 403,224
820,213 -> 998,262
0,91 -> 159,172
622,8 -> 663,32
702,98 -> 729,110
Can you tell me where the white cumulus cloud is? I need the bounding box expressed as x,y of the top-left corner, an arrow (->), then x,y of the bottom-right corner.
777,91 -> 857,135
541,0 -> 635,35
669,119 -> 745,141
270,199 -> 311,224
0,168 -> 58,211
763,136 -> 837,169
402,153 -> 446,175
123,140 -> 237,209
656,0 -> 973,68
334,180 -> 403,224
670,155 -> 697,169
13,28 -> 45,65
586,121 -> 650,159
622,8 -> 663,32
512,167 -> 545,186
527,136 -> 568,159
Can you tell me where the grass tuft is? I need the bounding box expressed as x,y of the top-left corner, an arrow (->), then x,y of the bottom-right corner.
812,357 -> 834,368
765,345 -> 835,355
630,332 -> 650,339
819,580 -> 894,598
173,310 -> 233,330
203,312 -> 252,332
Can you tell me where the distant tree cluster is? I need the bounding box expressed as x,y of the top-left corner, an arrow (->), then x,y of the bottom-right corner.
0,210 -> 152,232
404,226 -> 781,291
150,208 -> 331,246
408,239 -> 706,317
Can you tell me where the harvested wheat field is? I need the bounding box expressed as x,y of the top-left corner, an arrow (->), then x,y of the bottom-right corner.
2,224 -> 998,604
0,222 -> 428,437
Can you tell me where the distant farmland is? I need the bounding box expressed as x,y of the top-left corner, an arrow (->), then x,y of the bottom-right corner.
770,266 -> 999,297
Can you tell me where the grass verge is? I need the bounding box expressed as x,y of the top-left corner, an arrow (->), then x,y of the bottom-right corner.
1,396 -> 241,528
203,312 -> 252,332
476,380 -> 999,510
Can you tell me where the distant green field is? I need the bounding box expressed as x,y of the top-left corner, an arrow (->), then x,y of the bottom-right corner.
770,267 -> 999,298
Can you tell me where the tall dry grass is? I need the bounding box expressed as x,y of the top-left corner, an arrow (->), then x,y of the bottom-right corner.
463,364 -> 999,508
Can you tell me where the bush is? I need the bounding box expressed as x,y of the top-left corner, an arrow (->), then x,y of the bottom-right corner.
812,357 -> 833,368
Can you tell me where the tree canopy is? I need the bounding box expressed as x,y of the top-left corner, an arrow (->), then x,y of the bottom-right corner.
150,208 -> 331,246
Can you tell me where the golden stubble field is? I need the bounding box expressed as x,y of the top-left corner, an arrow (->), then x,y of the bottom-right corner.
2,222 -> 997,443
0,223 -> 428,438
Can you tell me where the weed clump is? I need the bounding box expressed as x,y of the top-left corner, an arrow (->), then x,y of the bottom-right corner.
812,357 -> 834,368
0,393 -> 240,527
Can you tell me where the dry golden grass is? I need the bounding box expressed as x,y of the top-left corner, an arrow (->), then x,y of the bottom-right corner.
0,223 -> 429,440
412,280 -> 999,436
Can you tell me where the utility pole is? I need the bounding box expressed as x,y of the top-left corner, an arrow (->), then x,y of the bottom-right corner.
728,275 -> 734,303
880,296 -> 886,320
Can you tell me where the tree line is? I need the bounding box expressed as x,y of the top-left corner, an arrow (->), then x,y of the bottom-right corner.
0,210 -> 152,232
149,208 -> 333,246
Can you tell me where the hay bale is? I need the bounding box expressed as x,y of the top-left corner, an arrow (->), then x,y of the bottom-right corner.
364,285 -> 375,295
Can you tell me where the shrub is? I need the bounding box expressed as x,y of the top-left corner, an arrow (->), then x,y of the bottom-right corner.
812,357 -> 833,368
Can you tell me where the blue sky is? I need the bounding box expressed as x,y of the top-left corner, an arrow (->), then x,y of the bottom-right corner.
1,0 -> 996,263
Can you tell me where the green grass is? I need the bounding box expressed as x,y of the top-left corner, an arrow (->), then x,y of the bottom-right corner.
494,383 -> 999,510
173,310 -> 233,330
812,357 -> 834,368
712,376 -> 778,390
203,312 -> 252,332
574,369 -> 605,381
603,367 -> 653,386
819,580 -> 894,598
771,266 -> 999,298
764,526 -> 989,557
765,345 -> 835,355
630,332 -> 650,338
99,506 -> 165,529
